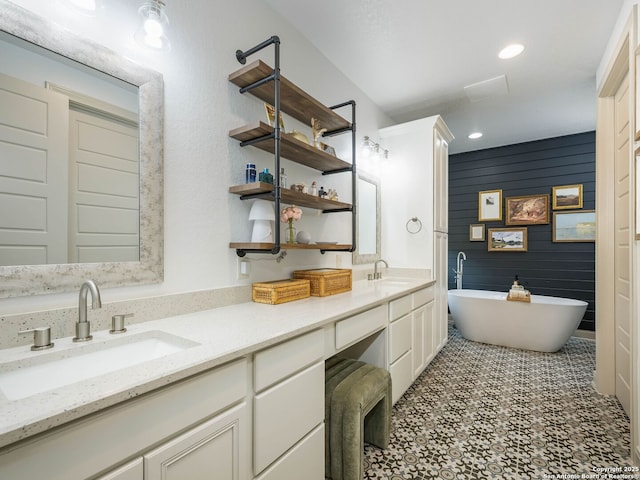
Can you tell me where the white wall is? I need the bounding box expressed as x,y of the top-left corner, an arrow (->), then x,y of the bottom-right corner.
1,0 -> 392,314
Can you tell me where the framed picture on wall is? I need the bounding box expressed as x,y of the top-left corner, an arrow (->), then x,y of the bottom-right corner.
553,210 -> 596,242
552,184 -> 583,210
469,224 -> 485,241
478,189 -> 502,221
505,194 -> 550,225
488,227 -> 528,252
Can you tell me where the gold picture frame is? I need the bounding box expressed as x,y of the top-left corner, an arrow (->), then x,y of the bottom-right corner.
478,189 -> 502,221
505,194 -> 550,225
552,184 -> 583,210
488,227 -> 528,252
469,224 -> 485,241
552,210 -> 596,242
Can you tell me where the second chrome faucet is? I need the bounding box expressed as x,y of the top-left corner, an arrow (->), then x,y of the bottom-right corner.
73,279 -> 102,342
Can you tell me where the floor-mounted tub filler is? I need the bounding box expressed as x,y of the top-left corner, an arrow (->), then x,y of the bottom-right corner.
447,289 -> 588,352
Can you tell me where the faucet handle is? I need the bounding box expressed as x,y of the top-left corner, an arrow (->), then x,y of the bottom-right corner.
110,313 -> 133,334
19,327 -> 54,351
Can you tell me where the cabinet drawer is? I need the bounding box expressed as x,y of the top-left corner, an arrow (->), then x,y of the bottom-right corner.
255,424 -> 324,480
389,313 -> 412,363
389,295 -> 412,321
335,305 -> 386,350
254,361 -> 324,474
413,287 -> 435,309
254,329 -> 324,392
390,350 -> 413,404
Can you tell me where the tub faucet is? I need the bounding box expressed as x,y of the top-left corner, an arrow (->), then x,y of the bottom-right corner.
453,251 -> 467,289
73,279 -> 102,342
373,259 -> 389,280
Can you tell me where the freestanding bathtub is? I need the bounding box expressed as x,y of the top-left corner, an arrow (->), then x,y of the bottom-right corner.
447,289 -> 588,352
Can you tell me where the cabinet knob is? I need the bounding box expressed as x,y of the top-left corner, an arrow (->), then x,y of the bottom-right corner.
19,327 -> 54,351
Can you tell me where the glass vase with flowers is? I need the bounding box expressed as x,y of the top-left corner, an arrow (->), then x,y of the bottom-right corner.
280,205 -> 302,243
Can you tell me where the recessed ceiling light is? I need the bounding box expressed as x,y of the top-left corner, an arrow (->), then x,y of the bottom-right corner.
468,132 -> 483,140
498,43 -> 525,59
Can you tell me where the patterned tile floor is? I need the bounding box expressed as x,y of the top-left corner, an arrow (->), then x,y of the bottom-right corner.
363,324 -> 635,480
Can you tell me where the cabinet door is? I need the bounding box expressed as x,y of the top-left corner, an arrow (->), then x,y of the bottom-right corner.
144,402 -> 249,480
434,232 -> 448,352
422,302 -> 435,367
434,127 -> 449,233
97,458 -> 143,480
412,307 -> 425,378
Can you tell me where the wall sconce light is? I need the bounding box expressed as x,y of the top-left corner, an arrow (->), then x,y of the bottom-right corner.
361,136 -> 389,160
135,0 -> 170,51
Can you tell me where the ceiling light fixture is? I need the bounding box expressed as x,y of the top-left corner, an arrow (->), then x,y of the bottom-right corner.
468,132 -> 483,140
498,43 -> 525,60
135,0 -> 170,51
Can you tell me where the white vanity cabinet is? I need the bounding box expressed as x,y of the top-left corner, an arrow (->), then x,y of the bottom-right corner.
388,286 -> 436,403
0,358 -> 250,480
252,329 -> 325,479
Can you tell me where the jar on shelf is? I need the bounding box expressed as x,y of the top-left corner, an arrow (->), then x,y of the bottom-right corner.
259,168 -> 273,184
245,163 -> 256,183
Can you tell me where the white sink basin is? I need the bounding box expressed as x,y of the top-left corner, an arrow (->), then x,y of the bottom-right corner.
0,331 -> 199,401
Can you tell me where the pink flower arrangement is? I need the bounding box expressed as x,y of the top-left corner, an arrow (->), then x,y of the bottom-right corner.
280,205 -> 302,223
281,205 -> 302,243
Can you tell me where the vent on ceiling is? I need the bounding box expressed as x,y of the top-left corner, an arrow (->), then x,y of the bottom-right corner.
464,75 -> 509,102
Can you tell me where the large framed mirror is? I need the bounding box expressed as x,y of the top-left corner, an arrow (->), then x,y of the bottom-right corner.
352,172 -> 381,264
0,0 -> 164,298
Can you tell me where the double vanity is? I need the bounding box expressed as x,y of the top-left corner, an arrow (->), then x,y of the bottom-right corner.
0,276 -> 445,480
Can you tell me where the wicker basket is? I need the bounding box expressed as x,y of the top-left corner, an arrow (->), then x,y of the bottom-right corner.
252,279 -> 311,305
292,268 -> 352,297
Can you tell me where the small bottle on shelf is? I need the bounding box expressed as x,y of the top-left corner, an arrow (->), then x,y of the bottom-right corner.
279,167 -> 287,188
245,163 -> 256,183
259,168 -> 273,184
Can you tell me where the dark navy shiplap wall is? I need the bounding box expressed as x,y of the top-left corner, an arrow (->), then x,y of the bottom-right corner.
448,131 -> 596,331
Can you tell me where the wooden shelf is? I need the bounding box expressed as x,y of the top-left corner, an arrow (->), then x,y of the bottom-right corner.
228,60 -> 351,133
229,242 -> 352,252
229,122 -> 352,173
229,182 -> 352,211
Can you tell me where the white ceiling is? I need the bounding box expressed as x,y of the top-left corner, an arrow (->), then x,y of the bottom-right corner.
264,0 -> 625,153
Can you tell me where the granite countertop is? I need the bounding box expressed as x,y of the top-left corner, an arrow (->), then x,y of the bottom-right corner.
0,277 -> 434,449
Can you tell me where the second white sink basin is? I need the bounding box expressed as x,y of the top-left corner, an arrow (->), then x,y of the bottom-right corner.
0,331 -> 199,401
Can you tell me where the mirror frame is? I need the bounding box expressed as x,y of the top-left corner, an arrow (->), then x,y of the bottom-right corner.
0,0 -> 164,298
352,172 -> 381,265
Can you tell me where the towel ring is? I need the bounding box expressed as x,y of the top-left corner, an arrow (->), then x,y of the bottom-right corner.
406,217 -> 422,234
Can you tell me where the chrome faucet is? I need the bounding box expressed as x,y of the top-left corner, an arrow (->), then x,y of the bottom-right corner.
73,279 -> 102,342
373,259 -> 389,280
453,252 -> 467,289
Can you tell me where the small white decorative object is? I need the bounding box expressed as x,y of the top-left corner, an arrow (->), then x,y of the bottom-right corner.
296,231 -> 311,244
249,200 -> 275,243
